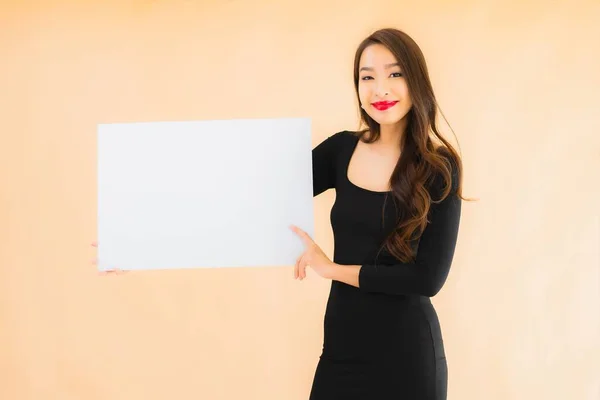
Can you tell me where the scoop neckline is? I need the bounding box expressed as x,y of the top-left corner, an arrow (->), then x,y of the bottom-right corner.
344,134 -> 393,195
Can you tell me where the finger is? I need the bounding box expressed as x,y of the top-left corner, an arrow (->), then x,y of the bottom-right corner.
303,256 -> 310,280
295,254 -> 302,279
91,258 -> 97,265
98,268 -> 125,275
289,225 -> 313,247
291,225 -> 311,244
294,256 -> 298,279
299,255 -> 308,280
97,265 -> 113,275
91,241 -> 97,247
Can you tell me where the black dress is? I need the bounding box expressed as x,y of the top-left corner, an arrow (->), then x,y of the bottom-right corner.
309,131 -> 461,400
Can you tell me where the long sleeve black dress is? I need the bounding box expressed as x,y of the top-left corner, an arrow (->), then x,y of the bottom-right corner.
308,130 -> 461,400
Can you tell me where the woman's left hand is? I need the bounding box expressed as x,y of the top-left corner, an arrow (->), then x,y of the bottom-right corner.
290,225 -> 335,280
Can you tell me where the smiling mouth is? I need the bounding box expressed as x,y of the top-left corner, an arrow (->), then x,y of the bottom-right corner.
371,101 -> 399,111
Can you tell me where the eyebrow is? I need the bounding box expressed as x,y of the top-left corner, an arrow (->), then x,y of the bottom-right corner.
359,62 -> 401,72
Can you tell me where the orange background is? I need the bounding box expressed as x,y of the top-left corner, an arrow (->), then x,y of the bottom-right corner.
1,1 -> 599,399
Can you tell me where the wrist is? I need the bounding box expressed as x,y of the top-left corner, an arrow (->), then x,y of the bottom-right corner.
328,263 -> 362,288
326,262 -> 340,280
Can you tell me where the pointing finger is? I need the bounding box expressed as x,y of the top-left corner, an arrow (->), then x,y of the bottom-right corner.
289,225 -> 313,246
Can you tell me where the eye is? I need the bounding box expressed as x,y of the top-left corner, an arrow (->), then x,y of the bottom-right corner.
391,72 -> 403,78
361,76 -> 373,81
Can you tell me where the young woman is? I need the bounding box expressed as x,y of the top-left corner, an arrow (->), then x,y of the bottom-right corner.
93,26 -> 463,400
290,28 -> 464,400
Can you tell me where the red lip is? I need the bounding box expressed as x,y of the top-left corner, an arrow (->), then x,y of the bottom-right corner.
371,101 -> 399,111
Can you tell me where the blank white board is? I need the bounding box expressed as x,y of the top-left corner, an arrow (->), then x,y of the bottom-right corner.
96,118 -> 315,271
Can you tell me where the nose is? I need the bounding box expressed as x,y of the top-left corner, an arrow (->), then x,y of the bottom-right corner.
375,82 -> 390,97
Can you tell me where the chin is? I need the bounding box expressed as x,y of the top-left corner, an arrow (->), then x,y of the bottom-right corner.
370,115 -> 404,126
368,110 -> 409,126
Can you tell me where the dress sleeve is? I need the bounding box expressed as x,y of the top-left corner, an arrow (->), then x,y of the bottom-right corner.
358,158 -> 462,297
312,132 -> 342,196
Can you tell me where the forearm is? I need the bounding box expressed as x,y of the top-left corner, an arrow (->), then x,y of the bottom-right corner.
330,190 -> 461,296
329,264 -> 362,287
330,262 -> 438,296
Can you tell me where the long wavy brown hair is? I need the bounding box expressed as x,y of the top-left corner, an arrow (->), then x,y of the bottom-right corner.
353,28 -> 466,263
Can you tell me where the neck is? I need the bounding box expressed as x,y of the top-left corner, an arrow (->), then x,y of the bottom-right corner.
378,119 -> 407,149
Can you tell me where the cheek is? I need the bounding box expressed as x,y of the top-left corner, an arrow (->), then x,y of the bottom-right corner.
394,81 -> 410,98
358,84 -> 370,103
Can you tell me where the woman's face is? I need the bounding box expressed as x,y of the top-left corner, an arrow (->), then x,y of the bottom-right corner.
357,44 -> 413,128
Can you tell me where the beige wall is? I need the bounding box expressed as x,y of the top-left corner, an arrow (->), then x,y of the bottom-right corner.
1,0 -> 599,399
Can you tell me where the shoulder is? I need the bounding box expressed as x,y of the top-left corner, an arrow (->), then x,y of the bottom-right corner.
313,130 -> 359,154
319,130 -> 359,146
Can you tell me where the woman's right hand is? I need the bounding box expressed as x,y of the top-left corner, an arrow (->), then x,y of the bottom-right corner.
91,241 -> 128,275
